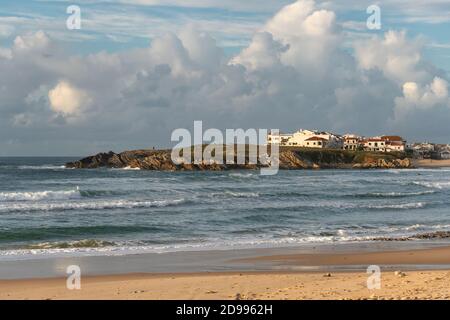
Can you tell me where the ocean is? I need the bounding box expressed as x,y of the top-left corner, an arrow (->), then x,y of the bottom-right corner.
1,157 -> 450,261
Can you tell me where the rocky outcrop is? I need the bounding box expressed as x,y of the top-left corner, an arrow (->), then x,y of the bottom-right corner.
66,147 -> 413,170
371,231 -> 450,242
352,157 -> 411,169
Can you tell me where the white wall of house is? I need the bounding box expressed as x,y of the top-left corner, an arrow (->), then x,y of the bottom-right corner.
302,138 -> 327,148
364,140 -> 386,152
285,130 -> 342,148
386,144 -> 405,152
267,133 -> 293,145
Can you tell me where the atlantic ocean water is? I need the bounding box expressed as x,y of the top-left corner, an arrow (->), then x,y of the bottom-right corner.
1,157 -> 450,261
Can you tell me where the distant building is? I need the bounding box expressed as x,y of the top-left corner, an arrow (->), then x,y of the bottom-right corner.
343,134 -> 360,151
435,144 -> 450,159
303,136 -> 328,148
440,150 -> 450,159
363,138 -> 386,152
382,136 -> 406,153
410,143 -> 435,159
267,130 -> 407,153
266,133 -> 293,145
386,141 -> 405,152
361,135 -> 406,153
267,129 -> 342,148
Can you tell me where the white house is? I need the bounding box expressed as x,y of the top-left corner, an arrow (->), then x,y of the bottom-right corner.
440,150 -> 450,159
343,134 -> 360,151
266,133 -> 293,145
381,136 -> 406,153
437,144 -> 450,159
411,142 -> 435,159
302,136 -> 328,148
268,129 -> 342,148
386,141 -> 405,152
362,135 -> 407,153
363,138 -> 386,152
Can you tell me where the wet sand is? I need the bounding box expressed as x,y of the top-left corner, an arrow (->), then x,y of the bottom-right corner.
237,245 -> 450,266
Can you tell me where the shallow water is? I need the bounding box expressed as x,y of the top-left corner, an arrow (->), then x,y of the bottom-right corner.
1,157 -> 450,260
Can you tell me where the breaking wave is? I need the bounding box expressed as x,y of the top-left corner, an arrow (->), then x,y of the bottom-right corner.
365,202 -> 426,210
18,165 -> 66,170
0,198 -> 188,213
413,181 -> 450,189
0,189 -> 82,201
352,190 -> 435,198
25,239 -> 116,249
212,191 -> 260,198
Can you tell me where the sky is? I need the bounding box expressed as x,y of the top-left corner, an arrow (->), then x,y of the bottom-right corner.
0,0 -> 450,156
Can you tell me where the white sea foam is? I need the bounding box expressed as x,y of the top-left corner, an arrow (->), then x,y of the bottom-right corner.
413,181 -> 450,189
3,223 -> 450,260
0,198 -> 187,212
365,202 -> 426,209
291,200 -> 428,210
122,166 -> 141,170
366,190 -> 435,197
0,233 -> 410,260
213,191 -> 259,198
18,165 -> 66,170
0,189 -> 82,201
229,173 -> 257,179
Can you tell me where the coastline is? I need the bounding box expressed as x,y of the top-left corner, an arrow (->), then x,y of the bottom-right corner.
3,242 -> 450,300
414,159 -> 450,168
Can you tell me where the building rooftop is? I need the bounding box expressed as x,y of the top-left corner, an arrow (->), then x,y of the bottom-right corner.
305,136 -> 328,141
381,136 -> 403,142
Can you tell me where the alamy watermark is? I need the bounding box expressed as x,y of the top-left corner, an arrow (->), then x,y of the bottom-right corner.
366,5 -> 381,30
171,121 -> 280,175
366,265 -> 381,290
66,5 -> 81,30
66,265 -> 81,290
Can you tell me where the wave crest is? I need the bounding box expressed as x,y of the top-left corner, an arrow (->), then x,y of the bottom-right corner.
25,239 -> 115,249
0,198 -> 188,212
0,190 -> 81,202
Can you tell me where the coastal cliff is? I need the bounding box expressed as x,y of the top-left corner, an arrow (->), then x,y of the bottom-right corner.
65,147 -> 412,170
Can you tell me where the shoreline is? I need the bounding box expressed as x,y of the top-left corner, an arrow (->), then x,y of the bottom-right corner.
413,159 -> 450,168
2,240 -> 450,279
3,243 -> 450,299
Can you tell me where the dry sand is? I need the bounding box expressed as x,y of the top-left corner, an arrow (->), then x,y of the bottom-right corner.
1,270 -> 450,300
2,246 -> 450,300
414,159 -> 450,168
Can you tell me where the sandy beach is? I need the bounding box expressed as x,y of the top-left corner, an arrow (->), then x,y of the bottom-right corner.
414,159 -> 450,168
2,245 -> 450,300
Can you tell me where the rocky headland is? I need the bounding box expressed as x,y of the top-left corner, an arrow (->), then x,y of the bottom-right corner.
65,147 -> 412,170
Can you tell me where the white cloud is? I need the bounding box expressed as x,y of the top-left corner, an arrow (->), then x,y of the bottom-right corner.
13,30 -> 51,52
48,81 -> 90,115
395,77 -> 449,114
0,24 -> 14,38
231,32 -> 288,70
0,48 -> 12,59
354,30 -> 429,84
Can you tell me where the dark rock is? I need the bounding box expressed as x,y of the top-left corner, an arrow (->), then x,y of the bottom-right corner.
65,147 -> 413,171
